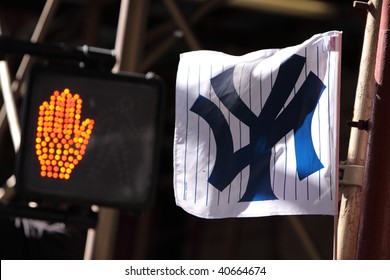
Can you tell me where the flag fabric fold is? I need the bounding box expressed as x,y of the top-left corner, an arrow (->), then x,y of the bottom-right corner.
174,31 -> 342,219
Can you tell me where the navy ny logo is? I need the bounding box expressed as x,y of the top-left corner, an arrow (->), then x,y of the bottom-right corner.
190,54 -> 326,202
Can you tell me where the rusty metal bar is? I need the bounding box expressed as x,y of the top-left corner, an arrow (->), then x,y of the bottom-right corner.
0,60 -> 20,153
11,0 -> 60,94
93,0 -> 150,260
337,0 -> 382,259
357,0 -> 390,259
112,0 -> 150,73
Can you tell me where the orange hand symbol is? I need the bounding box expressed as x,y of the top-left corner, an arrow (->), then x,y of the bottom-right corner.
35,88 -> 95,180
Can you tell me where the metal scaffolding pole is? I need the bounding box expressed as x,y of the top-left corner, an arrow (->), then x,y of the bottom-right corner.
337,0 -> 382,259
0,0 -> 59,146
0,23 -> 21,153
92,0 -> 150,260
357,0 -> 390,259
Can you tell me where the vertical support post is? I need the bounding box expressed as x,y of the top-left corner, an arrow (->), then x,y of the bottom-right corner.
92,0 -> 150,260
0,0 -> 59,151
337,0 -> 382,259
113,0 -> 150,73
0,23 -> 21,153
357,0 -> 390,259
12,0 -> 60,94
0,61 -> 21,153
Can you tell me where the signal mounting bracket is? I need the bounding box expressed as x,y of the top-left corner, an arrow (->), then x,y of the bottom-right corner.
0,36 -> 116,71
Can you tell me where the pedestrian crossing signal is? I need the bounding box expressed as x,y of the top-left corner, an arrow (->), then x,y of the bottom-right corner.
36,88 -> 94,180
16,64 -> 165,210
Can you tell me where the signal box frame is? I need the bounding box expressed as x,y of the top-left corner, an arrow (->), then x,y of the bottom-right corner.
16,64 -> 165,210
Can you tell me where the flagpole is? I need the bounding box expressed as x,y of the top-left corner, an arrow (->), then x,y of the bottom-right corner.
336,0 -> 382,259
356,0 -> 390,259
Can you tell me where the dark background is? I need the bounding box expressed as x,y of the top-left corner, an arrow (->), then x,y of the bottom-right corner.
0,0 -> 366,259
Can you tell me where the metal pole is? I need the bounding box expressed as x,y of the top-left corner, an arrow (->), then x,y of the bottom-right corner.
0,22 -> 21,153
0,60 -> 20,153
11,0 -> 60,94
357,0 -> 390,259
112,0 -> 150,73
336,0 -> 382,259
93,0 -> 150,260
0,0 -> 59,147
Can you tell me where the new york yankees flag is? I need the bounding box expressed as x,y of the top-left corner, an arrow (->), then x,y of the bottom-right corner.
174,31 -> 341,218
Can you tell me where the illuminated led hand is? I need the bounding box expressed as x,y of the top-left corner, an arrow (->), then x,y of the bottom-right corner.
35,88 -> 95,179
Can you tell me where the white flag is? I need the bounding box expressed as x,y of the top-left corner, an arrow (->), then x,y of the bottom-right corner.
174,31 -> 341,218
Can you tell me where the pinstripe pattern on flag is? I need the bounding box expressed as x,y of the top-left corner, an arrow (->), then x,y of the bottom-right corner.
174,31 -> 341,218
